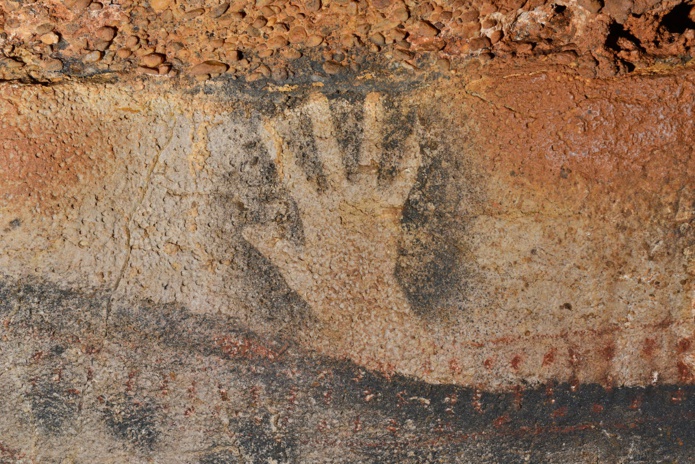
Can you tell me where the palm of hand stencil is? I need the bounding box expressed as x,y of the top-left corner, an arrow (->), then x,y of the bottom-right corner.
243,93 -> 439,378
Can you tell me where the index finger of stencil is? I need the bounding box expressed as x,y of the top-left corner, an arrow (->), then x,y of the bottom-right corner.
304,93 -> 348,190
261,119 -> 321,214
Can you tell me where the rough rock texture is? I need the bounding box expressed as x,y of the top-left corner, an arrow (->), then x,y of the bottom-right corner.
2,0 -> 695,82
1,0 -> 695,462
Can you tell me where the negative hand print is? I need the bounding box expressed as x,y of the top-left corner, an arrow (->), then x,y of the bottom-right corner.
242,93 -> 440,378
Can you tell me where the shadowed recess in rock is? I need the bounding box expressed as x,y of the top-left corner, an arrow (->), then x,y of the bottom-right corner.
0,276 -> 693,462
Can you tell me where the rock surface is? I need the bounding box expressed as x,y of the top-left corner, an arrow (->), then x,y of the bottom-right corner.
0,0 -> 695,462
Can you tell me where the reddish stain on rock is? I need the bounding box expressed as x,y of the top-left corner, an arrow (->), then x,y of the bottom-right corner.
542,349 -> 556,367
643,338 -> 658,358
0,87 -> 118,215
677,361 -> 692,382
678,338 -> 692,354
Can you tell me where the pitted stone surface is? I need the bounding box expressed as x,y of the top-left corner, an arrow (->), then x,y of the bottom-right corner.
2,75 -> 694,391
2,1 -> 695,461
1,0 -> 695,82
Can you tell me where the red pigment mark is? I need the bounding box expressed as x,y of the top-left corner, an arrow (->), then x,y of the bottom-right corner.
159,376 -> 169,396
386,419 -> 399,434
513,385 -> 523,410
445,393 -> 458,414
363,389 -> 375,402
353,416 -> 362,433
214,335 -> 278,360
511,355 -> 523,371
552,406 -> 568,418
630,395 -> 643,410
125,370 -> 137,392
421,360 -> 433,376
483,358 -> 494,370
473,389 -> 484,413
592,404 -> 604,414
287,386 -> 298,407
0,442 -> 25,461
602,343 -> 616,362
567,348 -> 580,368
374,360 -> 396,379
396,391 -> 407,408
678,338 -> 692,353
677,361 -> 692,382
642,338 -> 657,358
494,414 -> 511,428
84,344 -> 100,355
542,349 -> 556,367
249,385 -> 261,404
323,388 -> 333,404
449,358 -> 462,375
671,389 -> 686,404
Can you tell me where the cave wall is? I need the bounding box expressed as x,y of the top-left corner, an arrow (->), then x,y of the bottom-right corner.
1,0 -> 695,462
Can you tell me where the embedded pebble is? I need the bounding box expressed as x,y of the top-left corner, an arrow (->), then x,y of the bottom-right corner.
305,0 -> 322,12
116,48 -> 132,59
469,36 -> 492,51
489,30 -> 503,44
83,50 -> 102,63
189,60 -> 229,75
96,27 -> 117,42
281,48 -> 302,60
436,57 -> 450,71
256,64 -> 271,77
210,2 -> 230,18
289,27 -> 308,44
224,48 -> 241,61
183,8 -> 205,20
271,66 -> 288,81
72,0 -> 91,12
411,21 -> 439,38
268,36 -> 289,49
150,0 -> 172,13
40,32 -> 60,45
246,72 -> 263,81
142,53 -> 165,67
93,40 -> 112,52
307,35 -> 324,47
323,60 -> 342,74
41,58 -> 63,72
137,66 -> 160,75
36,23 -> 55,35
3,58 -> 24,69
125,36 -> 140,48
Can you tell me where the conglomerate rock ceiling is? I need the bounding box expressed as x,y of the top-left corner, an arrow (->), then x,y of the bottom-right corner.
1,0 -> 695,81
1,0 -> 695,463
